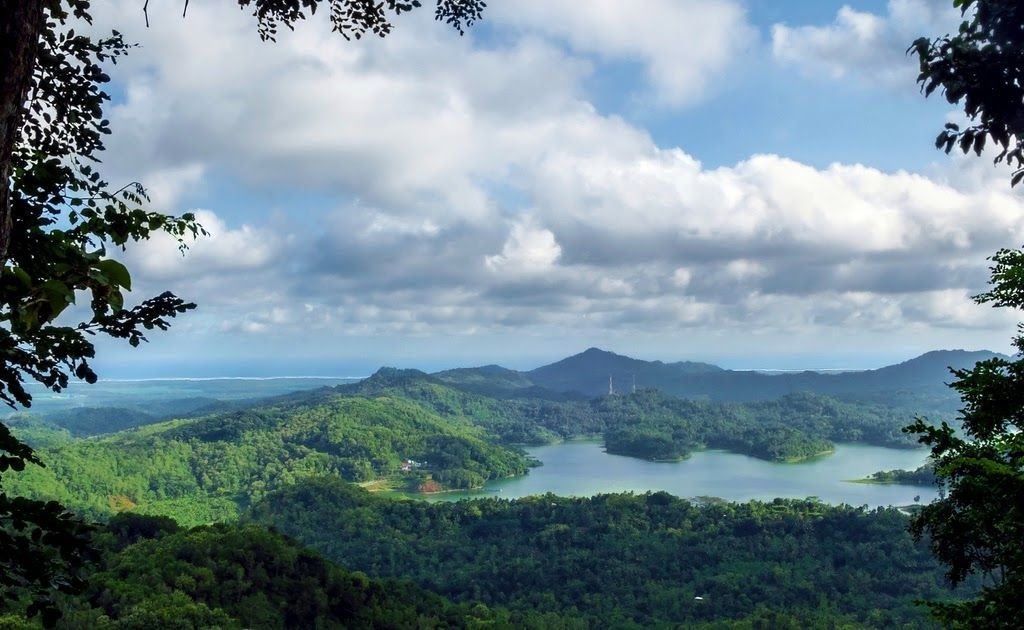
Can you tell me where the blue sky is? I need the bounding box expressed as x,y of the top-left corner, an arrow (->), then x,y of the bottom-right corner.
77,0 -> 1024,377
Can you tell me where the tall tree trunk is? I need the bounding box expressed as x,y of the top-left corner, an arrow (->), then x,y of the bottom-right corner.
0,0 -> 45,262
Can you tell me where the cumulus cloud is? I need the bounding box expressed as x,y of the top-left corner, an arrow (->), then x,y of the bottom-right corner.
486,218 -> 562,273
189,149 -> 1024,340
94,1 -> 629,222
81,0 -> 1024,355
490,0 -> 755,106
121,210 -> 281,282
771,0 -> 961,89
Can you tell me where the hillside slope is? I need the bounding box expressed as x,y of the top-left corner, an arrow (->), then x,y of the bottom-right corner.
46,516 -> 521,629
6,392 -> 531,524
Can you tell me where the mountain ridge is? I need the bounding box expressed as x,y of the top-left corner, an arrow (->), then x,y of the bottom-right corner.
429,347 -> 1008,403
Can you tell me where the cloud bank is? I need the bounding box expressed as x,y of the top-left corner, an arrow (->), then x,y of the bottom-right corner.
84,0 -> 1023,364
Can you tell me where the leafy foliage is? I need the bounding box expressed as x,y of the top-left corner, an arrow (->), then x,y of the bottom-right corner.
249,478 -> 977,628
0,1 -> 205,618
905,251 -> 1024,627
0,0 -> 495,622
5,1 -> 203,411
909,0 -> 1024,186
905,1 -> 1024,624
238,0 -> 486,41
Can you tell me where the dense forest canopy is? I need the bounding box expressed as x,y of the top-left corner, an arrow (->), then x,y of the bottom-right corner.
248,478 -> 977,628
5,391 -> 534,524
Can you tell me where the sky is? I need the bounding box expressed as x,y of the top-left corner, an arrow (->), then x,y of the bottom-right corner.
73,0 -> 1024,377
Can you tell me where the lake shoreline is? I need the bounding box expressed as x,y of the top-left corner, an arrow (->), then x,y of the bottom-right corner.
402,441 -> 936,507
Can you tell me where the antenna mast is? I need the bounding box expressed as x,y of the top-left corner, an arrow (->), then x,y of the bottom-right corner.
608,375 -> 614,396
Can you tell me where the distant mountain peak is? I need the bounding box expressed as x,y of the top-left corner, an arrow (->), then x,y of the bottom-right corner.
366,367 -> 431,382
909,348 -> 1008,361
471,364 -> 520,375
875,349 -> 1009,376
553,348 -> 720,370
526,348 -> 723,396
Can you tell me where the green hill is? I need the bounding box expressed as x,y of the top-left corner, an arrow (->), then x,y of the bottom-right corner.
0,370 -> 976,628
248,477 -> 977,628
433,364 -> 589,401
5,392 -> 531,525
14,514 -> 527,629
598,389 -> 915,462
340,369 -> 918,462
337,367 -> 601,444
6,366 -> 927,531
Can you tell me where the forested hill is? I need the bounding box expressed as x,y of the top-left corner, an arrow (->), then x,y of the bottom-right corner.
5,392 -> 532,524
444,347 -> 1005,404
30,514 -> 524,628
6,367 -> 924,535
248,478 -> 978,628
334,368 -> 918,462
9,348 -> 1000,441
431,365 -> 586,401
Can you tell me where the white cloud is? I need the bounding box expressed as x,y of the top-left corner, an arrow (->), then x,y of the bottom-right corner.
81,0 -> 1024,355
672,268 -> 693,288
771,0 -> 961,89
491,0 -> 755,106
486,218 -> 562,273
120,210 -> 280,282
95,1 -> 625,223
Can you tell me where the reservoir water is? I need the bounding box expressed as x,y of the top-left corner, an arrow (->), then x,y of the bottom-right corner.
427,441 -> 937,507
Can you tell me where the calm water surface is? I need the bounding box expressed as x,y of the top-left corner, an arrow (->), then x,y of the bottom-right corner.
427,441 -> 937,507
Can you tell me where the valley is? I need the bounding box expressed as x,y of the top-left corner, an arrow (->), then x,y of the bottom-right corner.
1,348 -> 981,627
6,349 -> 954,523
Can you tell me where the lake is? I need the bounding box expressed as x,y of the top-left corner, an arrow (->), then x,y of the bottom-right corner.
426,441 -> 938,507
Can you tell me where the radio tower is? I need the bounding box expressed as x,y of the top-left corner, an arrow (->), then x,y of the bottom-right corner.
608,375 -> 614,396
632,373 -> 636,394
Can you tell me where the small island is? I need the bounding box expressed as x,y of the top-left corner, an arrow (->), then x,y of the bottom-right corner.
851,464 -> 935,486
597,390 -> 903,464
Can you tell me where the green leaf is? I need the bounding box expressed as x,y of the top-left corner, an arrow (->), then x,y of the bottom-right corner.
94,259 -> 132,290
11,266 -> 32,289
40,280 -> 75,316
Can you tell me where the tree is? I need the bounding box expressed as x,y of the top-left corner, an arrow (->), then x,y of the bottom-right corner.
0,0 -> 484,623
909,0 -> 1024,187
907,0 -> 1024,626
905,251 -> 1024,627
